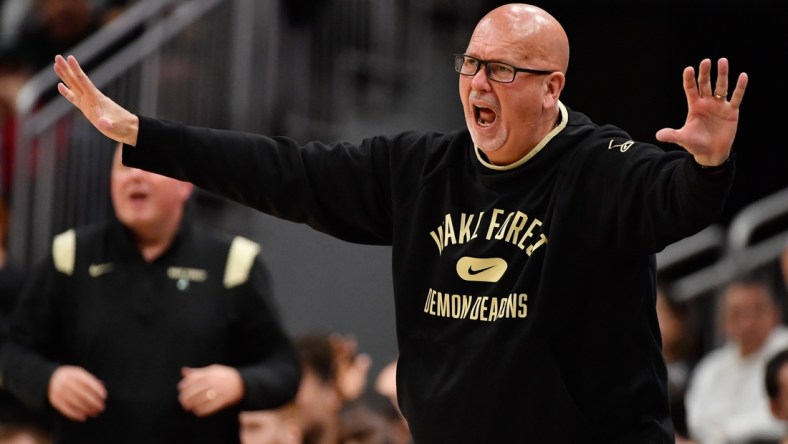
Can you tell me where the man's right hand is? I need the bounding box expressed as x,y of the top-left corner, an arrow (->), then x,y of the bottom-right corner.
48,365 -> 107,422
53,54 -> 140,147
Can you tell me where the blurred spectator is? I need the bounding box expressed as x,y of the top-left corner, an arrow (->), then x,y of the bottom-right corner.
0,422 -> 50,444
93,0 -> 138,25
239,405 -> 302,444
338,402 -> 402,444
373,360 -> 398,418
685,276 -> 788,444
0,145 -> 300,443
371,359 -> 411,444
0,196 -> 50,444
656,286 -> 697,440
766,348 -> 788,444
0,63 -> 28,116
336,352 -> 411,444
781,244 -> 788,291
0,197 -> 23,338
0,0 -> 103,199
293,333 -> 344,444
765,348 -> 788,444
0,55 -> 29,197
8,0 -> 98,72
777,242 -> 788,305
330,334 -> 371,405
240,332 -> 394,444
0,0 -> 97,111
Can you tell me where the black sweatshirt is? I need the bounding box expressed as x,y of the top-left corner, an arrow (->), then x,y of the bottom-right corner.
122,103 -> 734,443
0,219 -> 300,444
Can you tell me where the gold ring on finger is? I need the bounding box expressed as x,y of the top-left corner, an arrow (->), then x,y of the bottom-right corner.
206,389 -> 217,401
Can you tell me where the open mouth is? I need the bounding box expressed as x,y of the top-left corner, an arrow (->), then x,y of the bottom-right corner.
129,191 -> 148,202
474,105 -> 497,127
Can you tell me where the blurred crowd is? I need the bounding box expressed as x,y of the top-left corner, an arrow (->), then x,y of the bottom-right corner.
0,0 -> 137,199
659,247 -> 788,444
239,333 -> 411,444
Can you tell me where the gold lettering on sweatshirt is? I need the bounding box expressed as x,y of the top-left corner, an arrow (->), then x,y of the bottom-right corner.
430,212 -> 484,254
486,209 -> 506,240
423,289 -> 527,322
430,209 -> 547,256
458,213 -> 478,244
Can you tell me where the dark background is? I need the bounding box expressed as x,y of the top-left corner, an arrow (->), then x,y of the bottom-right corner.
516,0 -> 787,225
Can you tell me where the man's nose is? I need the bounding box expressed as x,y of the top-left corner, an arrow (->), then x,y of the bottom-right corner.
471,64 -> 492,90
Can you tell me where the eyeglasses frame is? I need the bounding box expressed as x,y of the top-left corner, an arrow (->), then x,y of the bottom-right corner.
454,54 -> 555,83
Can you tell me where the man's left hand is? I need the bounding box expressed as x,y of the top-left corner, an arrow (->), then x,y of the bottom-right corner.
656,57 -> 748,166
177,365 -> 245,417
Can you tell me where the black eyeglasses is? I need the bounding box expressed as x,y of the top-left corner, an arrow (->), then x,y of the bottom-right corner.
454,54 -> 555,83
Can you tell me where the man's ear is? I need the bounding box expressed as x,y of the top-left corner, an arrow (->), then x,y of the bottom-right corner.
543,72 -> 565,109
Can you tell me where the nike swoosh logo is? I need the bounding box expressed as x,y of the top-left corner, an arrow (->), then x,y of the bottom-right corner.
88,263 -> 114,277
468,265 -> 496,275
456,257 -> 507,282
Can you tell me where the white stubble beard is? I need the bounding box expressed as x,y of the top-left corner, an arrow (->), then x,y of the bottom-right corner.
467,118 -> 507,157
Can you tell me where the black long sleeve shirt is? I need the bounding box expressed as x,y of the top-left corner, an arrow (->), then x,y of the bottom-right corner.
1,219 -> 300,444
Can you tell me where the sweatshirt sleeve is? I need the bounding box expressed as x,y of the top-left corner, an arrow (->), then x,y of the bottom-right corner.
227,256 -> 301,410
616,145 -> 734,252
0,257 -> 66,410
569,126 -> 735,253
124,116 -> 394,245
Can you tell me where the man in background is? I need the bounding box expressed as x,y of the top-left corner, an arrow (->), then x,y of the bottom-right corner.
765,347 -> 788,444
0,145 -> 300,444
686,276 -> 788,443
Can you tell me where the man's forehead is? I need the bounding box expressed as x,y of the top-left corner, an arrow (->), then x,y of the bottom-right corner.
465,36 -> 530,62
466,23 -> 540,61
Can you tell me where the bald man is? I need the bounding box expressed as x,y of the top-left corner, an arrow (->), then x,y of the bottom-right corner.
52,3 -> 747,442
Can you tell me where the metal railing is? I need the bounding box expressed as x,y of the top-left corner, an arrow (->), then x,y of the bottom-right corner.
5,0 -> 477,270
7,0 -> 279,269
660,186 -> 788,302
656,224 -> 725,272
